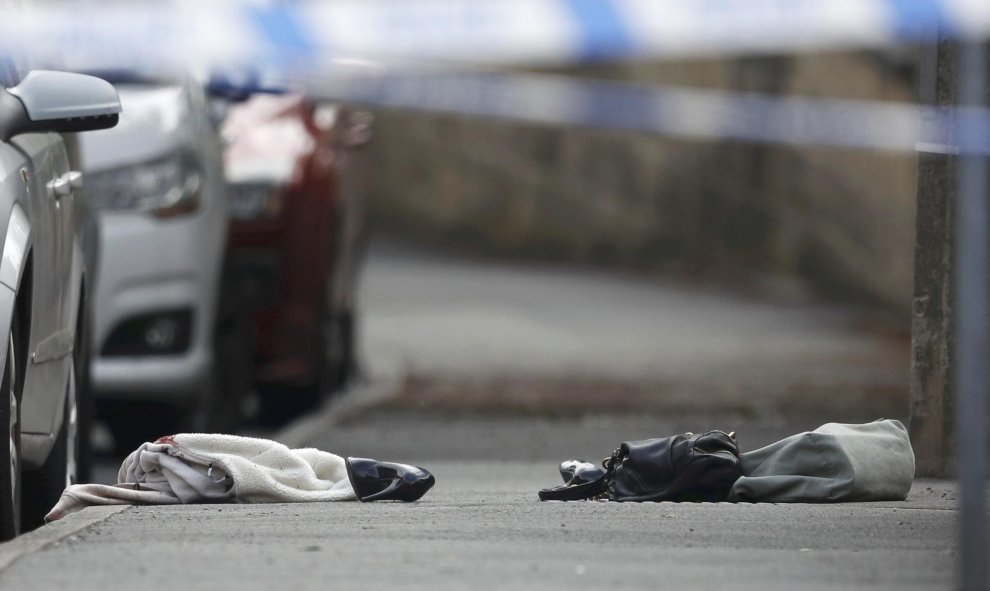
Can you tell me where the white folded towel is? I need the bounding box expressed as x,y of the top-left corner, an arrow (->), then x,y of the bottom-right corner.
46,434 -> 357,522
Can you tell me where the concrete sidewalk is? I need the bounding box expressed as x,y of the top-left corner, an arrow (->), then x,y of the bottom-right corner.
0,393 -> 958,591
0,464 -> 957,591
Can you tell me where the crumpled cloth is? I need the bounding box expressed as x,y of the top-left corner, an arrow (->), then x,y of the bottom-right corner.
728,419 -> 915,502
46,434 -> 357,522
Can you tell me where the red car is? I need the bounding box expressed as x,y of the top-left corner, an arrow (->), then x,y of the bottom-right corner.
219,94 -> 371,424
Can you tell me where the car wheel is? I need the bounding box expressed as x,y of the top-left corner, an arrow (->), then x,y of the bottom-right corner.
204,305 -> 251,433
74,297 -> 94,483
315,212 -> 360,401
0,331 -> 21,540
21,350 -> 78,531
98,399 -> 180,455
255,301 -> 355,428
318,306 -> 354,396
254,295 -> 354,429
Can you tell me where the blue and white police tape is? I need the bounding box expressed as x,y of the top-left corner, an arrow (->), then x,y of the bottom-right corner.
295,66 -> 990,156
2,1 -> 990,155
0,0 -> 989,72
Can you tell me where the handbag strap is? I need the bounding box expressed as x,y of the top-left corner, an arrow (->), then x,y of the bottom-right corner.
538,449 -> 624,501
538,472 -> 608,501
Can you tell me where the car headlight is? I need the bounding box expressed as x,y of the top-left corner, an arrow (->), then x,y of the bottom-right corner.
84,151 -> 202,218
227,182 -> 283,220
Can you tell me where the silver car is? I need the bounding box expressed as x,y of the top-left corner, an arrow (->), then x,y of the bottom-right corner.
0,64 -> 121,539
77,75 -> 230,449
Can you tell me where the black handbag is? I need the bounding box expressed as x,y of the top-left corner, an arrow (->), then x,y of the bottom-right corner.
539,430 -> 741,502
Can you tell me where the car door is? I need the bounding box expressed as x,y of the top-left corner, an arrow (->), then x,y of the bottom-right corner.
12,131 -> 72,439
0,56 -> 70,437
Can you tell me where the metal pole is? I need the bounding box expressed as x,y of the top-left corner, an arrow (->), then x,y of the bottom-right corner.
956,41 -> 989,591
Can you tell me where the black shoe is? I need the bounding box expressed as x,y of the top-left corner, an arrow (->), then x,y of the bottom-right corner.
558,460 -> 606,486
345,457 -> 436,502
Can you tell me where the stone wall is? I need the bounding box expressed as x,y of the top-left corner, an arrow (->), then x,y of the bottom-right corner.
364,52 -> 918,312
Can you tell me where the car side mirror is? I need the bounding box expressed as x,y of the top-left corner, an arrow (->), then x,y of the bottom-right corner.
0,70 -> 121,142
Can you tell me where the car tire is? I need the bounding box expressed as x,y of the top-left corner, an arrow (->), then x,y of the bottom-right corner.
74,295 -> 94,483
204,304 -> 251,433
253,266 -> 356,428
318,307 -> 355,396
314,204 -> 362,401
98,399 -> 180,455
253,301 -> 355,429
21,362 -> 77,531
0,330 -> 21,540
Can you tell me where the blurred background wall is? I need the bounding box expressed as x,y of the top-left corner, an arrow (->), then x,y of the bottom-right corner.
365,52 -> 918,313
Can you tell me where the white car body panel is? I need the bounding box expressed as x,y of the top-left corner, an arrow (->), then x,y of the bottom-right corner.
0,202 -> 28,291
10,133 -> 79,467
80,86 -> 187,171
78,80 -> 228,403
0,132 -> 83,468
0,67 -> 121,511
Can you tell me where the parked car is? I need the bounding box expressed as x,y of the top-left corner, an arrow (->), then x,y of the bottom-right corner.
76,74 -> 233,448
0,65 -> 120,539
220,94 -> 371,424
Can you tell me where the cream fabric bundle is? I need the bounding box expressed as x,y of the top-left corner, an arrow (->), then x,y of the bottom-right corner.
46,434 -> 357,522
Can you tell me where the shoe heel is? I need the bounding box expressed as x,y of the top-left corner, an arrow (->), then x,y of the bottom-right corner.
345,457 -> 436,502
